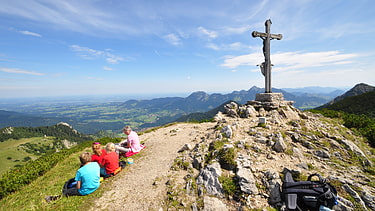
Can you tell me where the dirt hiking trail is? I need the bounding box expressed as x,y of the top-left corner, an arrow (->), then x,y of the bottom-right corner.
90,122 -> 215,210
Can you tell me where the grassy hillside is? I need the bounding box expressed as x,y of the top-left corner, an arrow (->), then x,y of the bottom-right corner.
0,137 -> 56,175
0,137 -> 120,210
0,123 -> 94,177
0,148 -> 100,210
0,110 -> 62,128
0,123 -> 93,143
323,91 -> 375,118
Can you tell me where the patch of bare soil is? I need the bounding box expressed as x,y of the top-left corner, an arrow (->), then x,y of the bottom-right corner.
89,122 -> 216,210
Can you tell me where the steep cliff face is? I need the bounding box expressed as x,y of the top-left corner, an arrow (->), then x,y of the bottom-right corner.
166,103 -> 375,210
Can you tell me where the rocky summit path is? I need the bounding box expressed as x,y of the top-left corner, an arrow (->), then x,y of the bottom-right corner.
89,122 -> 216,210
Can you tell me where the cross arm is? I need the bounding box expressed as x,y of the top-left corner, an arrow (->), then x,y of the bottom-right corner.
252,31 -> 283,40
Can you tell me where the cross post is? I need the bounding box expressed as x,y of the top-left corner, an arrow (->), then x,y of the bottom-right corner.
252,19 -> 282,93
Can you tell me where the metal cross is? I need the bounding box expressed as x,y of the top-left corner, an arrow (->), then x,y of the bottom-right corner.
252,19 -> 282,93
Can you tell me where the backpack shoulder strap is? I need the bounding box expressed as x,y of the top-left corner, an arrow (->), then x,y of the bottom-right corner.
307,173 -> 325,183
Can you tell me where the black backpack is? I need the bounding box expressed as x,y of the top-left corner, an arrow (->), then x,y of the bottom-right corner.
282,171 -> 337,211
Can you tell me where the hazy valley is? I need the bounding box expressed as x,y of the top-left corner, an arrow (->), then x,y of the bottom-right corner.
0,86 -> 345,135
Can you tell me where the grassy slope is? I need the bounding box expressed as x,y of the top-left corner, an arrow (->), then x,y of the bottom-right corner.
0,137 -> 56,175
325,91 -> 375,117
0,147 -> 112,210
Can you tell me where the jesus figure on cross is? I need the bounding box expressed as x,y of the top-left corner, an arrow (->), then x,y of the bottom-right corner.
252,19 -> 282,93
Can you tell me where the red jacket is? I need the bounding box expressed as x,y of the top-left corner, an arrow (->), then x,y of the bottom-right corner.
101,151 -> 119,174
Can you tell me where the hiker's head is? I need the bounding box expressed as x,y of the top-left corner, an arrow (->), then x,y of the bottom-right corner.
79,152 -> 91,165
122,125 -> 132,135
92,142 -> 102,156
106,142 -> 116,153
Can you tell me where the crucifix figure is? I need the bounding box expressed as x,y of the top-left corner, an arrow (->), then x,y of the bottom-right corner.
252,19 -> 282,93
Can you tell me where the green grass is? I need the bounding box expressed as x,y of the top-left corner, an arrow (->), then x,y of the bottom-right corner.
0,146 -> 128,210
0,137 -> 56,175
0,149 -> 82,210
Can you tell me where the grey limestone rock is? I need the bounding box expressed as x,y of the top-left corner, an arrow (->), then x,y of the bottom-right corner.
236,165 -> 259,195
272,133 -> 287,153
342,184 -> 368,210
196,162 -> 224,197
203,196 -> 228,211
221,125 -> 233,139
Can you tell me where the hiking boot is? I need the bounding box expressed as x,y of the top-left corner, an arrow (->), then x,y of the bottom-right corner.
45,195 -> 60,202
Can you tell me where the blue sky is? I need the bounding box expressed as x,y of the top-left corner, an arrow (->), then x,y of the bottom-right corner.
0,0 -> 374,98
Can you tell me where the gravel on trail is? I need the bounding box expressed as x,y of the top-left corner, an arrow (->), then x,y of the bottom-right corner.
89,122 -> 215,210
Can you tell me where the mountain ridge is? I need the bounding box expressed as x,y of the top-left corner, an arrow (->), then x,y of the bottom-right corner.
0,86 -> 347,133
321,83 -> 375,107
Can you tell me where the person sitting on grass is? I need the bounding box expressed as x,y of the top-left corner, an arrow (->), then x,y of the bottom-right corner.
115,126 -> 142,155
100,142 -> 119,178
91,142 -> 107,164
45,152 -> 101,202
63,152 -> 101,196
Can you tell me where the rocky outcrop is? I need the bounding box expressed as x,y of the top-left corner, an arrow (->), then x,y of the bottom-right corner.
196,162 -> 224,198
2,127 -> 13,134
236,164 -> 258,195
167,102 -> 375,210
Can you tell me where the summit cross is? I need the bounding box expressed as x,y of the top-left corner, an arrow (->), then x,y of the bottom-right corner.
252,19 -> 282,93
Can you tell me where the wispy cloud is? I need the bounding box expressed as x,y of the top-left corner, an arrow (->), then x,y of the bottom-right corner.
0,1 -> 123,35
221,51 -> 358,71
221,53 -> 261,69
0,67 -> 44,76
206,43 -> 220,51
103,66 -> 113,71
19,30 -> 42,37
163,33 -> 182,46
70,45 -> 124,64
207,42 -> 251,51
197,26 -> 218,39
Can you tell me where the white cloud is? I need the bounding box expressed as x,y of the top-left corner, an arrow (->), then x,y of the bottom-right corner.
103,66 -> 113,71
221,51 -> 358,71
273,67 -> 375,88
206,43 -> 220,50
0,67 -> 44,75
163,33 -> 182,46
272,51 -> 357,72
221,53 -> 261,69
197,26 -> 218,39
221,26 -> 249,35
19,30 -> 42,37
70,45 -> 124,64
206,42 -> 251,51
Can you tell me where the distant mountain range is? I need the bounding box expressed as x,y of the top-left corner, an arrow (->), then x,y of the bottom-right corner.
120,86 -> 343,112
282,86 -> 347,96
169,83 -> 375,124
0,85 -> 349,133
